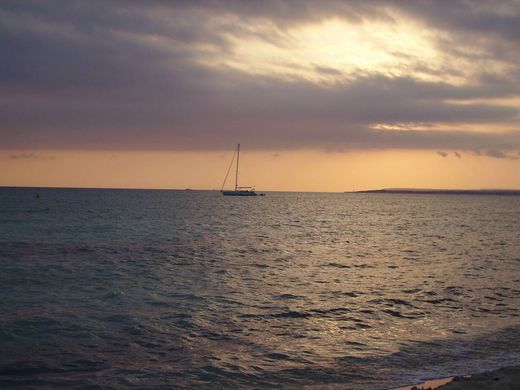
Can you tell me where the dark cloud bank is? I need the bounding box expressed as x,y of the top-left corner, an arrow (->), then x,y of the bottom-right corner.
1,0 -> 520,157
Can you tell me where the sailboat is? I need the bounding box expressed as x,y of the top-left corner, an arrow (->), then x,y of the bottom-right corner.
221,144 -> 259,196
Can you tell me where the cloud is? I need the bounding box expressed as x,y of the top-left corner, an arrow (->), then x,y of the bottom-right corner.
396,1 -> 520,45
8,152 -> 55,160
0,1 -> 519,157
437,151 -> 448,158
313,65 -> 343,76
475,149 -> 520,159
484,149 -> 507,159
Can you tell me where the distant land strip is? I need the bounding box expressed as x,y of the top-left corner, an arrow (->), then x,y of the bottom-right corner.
352,189 -> 520,196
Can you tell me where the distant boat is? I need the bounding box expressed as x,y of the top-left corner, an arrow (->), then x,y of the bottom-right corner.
221,144 -> 259,196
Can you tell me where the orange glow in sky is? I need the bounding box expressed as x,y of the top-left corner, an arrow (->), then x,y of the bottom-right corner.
2,150 -> 518,191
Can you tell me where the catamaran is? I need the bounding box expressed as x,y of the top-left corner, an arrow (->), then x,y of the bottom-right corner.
221,144 -> 259,196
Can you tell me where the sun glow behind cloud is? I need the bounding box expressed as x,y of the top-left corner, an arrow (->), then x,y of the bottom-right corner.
213,16 -> 442,84
193,10 -> 516,91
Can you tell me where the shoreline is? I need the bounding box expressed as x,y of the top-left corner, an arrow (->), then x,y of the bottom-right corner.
393,365 -> 520,390
392,376 -> 453,390
354,189 -> 520,196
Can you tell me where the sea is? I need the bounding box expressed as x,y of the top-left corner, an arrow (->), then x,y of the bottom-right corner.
1,187 -> 519,389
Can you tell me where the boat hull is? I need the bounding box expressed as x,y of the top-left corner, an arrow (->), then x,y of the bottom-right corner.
222,190 -> 258,196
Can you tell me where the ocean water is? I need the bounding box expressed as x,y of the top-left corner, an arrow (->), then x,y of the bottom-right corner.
1,187 -> 520,389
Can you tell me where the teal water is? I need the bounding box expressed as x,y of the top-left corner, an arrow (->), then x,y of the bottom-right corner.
1,187 -> 519,389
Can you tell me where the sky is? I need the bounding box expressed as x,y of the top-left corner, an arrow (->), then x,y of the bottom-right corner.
1,0 -> 520,191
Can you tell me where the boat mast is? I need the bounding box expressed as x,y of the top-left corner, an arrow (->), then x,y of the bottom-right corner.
235,143 -> 240,191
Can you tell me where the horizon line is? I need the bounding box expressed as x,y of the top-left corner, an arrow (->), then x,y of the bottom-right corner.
2,185 -> 520,193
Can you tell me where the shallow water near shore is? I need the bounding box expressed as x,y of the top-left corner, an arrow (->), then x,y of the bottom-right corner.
1,188 -> 520,389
